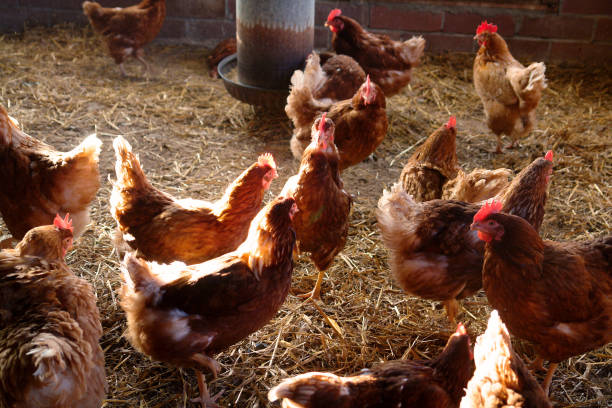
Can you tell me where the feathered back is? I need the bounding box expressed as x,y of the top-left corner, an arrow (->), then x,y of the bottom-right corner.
460,311 -> 552,408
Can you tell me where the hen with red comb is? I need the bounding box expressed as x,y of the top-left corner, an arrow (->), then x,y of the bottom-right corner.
288,73 -> 388,171
111,136 -> 278,265
324,7 -> 425,96
475,200 -> 612,395
400,116 -> 459,201
281,113 -> 351,302
473,18 -> 547,153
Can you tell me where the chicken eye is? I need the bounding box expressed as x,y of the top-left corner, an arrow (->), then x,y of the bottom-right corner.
488,221 -> 495,225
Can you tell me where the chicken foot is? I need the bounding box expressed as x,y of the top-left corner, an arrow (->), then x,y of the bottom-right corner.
525,356 -> 556,395
192,371 -> 223,408
190,353 -> 222,408
296,269 -> 325,301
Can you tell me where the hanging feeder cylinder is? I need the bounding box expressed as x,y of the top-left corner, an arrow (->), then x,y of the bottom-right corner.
237,0 -> 314,90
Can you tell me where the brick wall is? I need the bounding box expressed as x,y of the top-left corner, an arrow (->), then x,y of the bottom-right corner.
1,0 -> 610,62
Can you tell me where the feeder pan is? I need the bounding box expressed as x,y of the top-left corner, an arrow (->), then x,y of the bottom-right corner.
218,54 -> 289,109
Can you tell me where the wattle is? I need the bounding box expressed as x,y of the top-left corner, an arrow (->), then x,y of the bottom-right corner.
477,230 -> 493,243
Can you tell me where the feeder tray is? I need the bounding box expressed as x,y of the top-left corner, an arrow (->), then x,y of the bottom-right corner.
218,54 -> 289,109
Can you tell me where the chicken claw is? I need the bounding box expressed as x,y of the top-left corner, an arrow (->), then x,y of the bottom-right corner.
296,270 -> 325,301
192,371 -> 222,408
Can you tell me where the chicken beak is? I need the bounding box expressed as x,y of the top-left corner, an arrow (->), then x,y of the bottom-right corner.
469,221 -> 478,231
324,21 -> 329,27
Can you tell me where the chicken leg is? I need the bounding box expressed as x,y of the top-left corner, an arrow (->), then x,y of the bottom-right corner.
297,269 -> 325,301
190,353 -> 222,408
442,299 -> 459,326
540,362 -> 558,395
134,49 -> 151,75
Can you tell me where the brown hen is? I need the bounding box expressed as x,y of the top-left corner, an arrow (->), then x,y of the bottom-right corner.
400,116 -> 459,202
110,136 -> 278,265
82,0 -> 166,76
460,310 -> 552,408
473,21 -> 547,153
281,114 -> 352,300
120,196 -> 297,407
472,203 -> 612,395
325,8 -> 425,96
376,152 -> 553,324
0,215 -> 106,408
288,75 -> 388,171
269,324 -> 473,408
0,105 -> 101,241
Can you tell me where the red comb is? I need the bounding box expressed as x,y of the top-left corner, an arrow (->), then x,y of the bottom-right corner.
544,150 -> 553,162
364,75 -> 372,98
53,213 -> 73,233
456,322 -> 467,335
445,116 -> 456,129
327,8 -> 342,22
318,113 -> 327,134
258,153 -> 276,169
476,20 -> 498,35
473,200 -> 503,223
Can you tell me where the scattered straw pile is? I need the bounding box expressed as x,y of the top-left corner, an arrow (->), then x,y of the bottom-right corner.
0,24 -> 610,408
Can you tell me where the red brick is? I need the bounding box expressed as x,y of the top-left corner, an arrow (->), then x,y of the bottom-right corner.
423,33 -> 474,53
550,41 -> 612,62
157,17 -> 187,40
519,16 -> 594,40
505,38 -> 550,61
443,13 -> 515,37
316,2 -> 368,27
370,6 -> 442,32
561,0 -> 612,15
166,0 -> 225,19
594,18 -> 612,42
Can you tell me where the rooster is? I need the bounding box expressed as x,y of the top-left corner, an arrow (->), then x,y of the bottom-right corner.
460,310 -> 552,408
281,114 -> 352,300
471,201 -> 612,394
82,0 -> 166,76
120,196 -> 297,407
376,151 -> 553,324
287,75 -> 388,171
0,104 -> 101,241
473,21 -> 547,153
0,215 -> 106,408
269,323 -> 474,408
325,8 -> 425,97
400,116 -> 459,202
110,136 -> 278,265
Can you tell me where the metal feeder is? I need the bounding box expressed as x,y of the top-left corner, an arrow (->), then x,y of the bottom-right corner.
218,0 -> 314,108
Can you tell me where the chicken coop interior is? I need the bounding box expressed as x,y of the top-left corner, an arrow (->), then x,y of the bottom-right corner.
0,0 -> 611,407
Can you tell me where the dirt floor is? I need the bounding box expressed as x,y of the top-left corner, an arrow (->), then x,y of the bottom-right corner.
0,25 -> 610,407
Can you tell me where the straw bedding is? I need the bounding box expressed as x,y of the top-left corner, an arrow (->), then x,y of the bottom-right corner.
0,24 -> 610,407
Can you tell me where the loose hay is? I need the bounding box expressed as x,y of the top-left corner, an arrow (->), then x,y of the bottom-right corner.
0,24 -> 610,407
